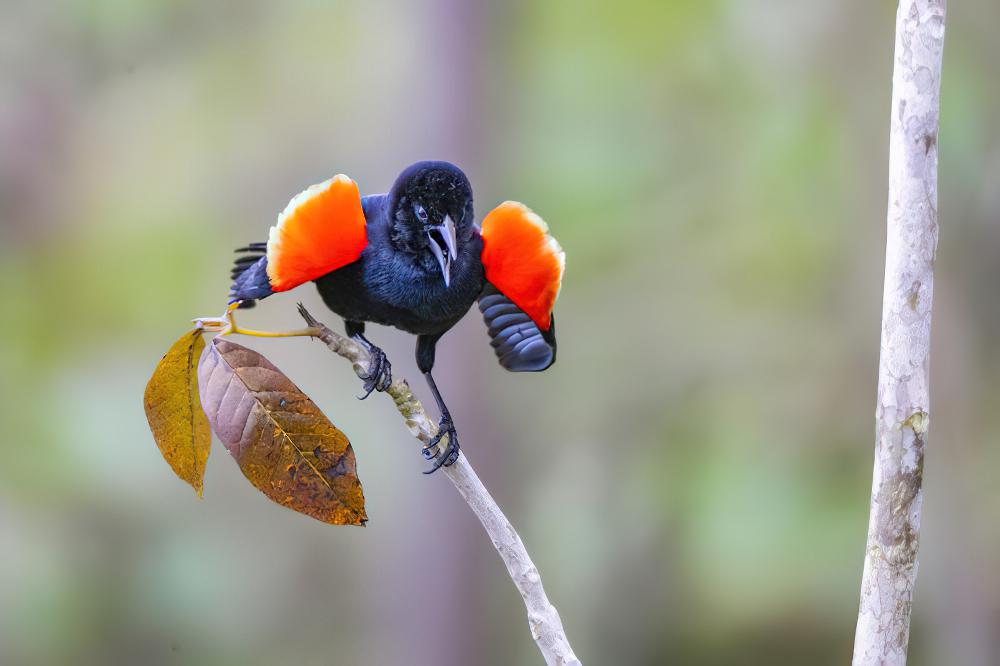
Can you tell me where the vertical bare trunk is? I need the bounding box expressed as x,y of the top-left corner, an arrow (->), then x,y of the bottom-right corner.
853,1 -> 946,664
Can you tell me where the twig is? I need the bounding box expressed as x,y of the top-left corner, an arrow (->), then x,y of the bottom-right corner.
852,2 -> 946,664
297,304 -> 582,666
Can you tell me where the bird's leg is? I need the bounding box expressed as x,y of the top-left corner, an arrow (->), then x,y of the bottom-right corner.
194,302 -> 320,338
345,321 -> 392,399
421,370 -> 460,474
415,333 -> 459,473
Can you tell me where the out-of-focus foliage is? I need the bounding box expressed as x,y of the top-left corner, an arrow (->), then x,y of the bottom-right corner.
199,337 -> 367,526
143,329 -> 210,497
2,0 -> 1000,664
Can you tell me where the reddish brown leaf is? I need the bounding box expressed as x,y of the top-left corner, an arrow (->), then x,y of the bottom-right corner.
198,337 -> 367,526
143,329 -> 212,497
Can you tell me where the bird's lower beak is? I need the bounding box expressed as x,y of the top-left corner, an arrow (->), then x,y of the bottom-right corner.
427,215 -> 458,287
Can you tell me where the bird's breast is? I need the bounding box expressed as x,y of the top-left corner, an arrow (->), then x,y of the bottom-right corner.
310,237 -> 484,336
363,251 -> 483,328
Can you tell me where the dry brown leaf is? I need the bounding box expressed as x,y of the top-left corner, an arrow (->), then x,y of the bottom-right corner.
143,329 -> 212,497
198,337 -> 367,526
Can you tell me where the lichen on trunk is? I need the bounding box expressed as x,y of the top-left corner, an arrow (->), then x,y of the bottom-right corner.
852,2 -> 946,664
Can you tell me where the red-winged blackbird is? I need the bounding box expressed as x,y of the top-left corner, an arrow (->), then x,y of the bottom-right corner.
216,161 -> 563,472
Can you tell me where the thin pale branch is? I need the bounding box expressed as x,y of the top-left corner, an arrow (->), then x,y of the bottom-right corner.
853,1 -> 946,664
297,303 -> 582,666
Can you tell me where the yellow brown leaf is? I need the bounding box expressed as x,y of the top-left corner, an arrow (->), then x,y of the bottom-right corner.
143,329 -> 212,497
197,338 -> 367,526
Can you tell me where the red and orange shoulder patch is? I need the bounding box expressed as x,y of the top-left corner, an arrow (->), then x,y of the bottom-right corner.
480,201 -> 564,330
266,174 -> 368,292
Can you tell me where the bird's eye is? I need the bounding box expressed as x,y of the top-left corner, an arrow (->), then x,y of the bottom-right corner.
413,203 -> 429,223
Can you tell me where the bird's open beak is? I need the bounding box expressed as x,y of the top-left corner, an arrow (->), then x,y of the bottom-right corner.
427,214 -> 458,287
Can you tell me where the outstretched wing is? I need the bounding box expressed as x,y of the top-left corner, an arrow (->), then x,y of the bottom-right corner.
478,201 -> 564,372
229,174 -> 368,305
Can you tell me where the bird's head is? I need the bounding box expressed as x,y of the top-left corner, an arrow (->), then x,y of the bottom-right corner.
388,161 -> 474,287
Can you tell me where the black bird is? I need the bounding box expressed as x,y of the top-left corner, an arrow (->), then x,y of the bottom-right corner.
216,161 -> 564,473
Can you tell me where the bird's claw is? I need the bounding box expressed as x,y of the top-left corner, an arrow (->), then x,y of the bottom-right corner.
356,345 -> 392,399
422,418 -> 460,474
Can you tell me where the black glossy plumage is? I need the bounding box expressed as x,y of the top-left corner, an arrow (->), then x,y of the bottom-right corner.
314,188 -> 484,338
229,163 -> 481,327
227,161 -> 557,470
229,160 -> 556,372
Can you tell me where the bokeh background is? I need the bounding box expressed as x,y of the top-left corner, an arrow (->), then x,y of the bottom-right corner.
2,1 -> 999,664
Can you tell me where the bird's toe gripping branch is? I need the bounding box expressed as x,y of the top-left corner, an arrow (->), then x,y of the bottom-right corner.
353,340 -> 392,400
422,417 -> 460,474
194,302 -> 320,338
295,304 -> 392,401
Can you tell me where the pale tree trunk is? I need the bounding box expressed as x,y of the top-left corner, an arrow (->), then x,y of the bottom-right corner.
853,1 -> 946,664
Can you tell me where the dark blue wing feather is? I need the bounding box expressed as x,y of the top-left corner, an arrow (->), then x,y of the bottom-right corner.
229,245 -> 273,308
478,285 -> 556,372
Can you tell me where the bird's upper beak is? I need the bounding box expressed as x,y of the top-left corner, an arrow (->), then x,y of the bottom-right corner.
427,214 -> 458,287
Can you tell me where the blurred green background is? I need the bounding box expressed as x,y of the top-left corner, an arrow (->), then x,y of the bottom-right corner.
2,1 -> 999,664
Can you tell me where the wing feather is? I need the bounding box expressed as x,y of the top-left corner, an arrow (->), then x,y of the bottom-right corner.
265,174 -> 368,292
478,287 -> 556,372
479,201 -> 563,331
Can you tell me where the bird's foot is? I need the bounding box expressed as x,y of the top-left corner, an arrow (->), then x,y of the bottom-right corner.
352,337 -> 392,399
422,417 -> 460,474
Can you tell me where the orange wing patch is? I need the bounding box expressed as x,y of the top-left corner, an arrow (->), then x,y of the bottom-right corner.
480,201 -> 564,331
266,174 -> 368,292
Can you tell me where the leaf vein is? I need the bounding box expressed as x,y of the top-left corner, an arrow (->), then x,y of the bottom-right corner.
217,345 -> 336,495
